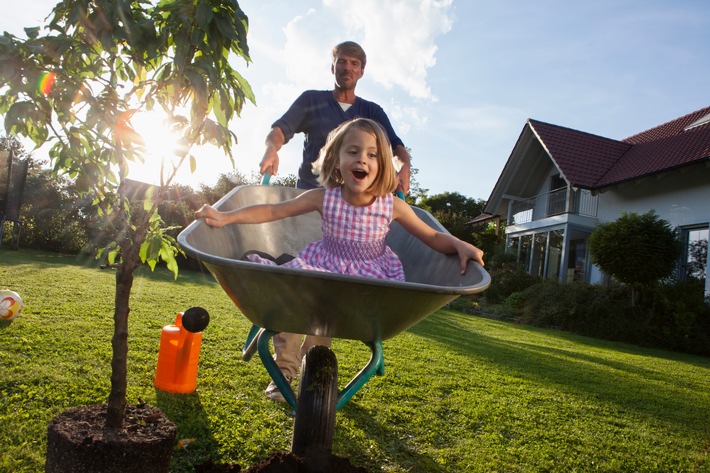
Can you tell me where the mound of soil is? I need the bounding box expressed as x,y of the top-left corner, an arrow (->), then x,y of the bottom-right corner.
195,451 -> 368,472
45,403 -> 176,473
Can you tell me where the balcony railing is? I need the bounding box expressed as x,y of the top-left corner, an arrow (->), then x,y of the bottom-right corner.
510,187 -> 598,225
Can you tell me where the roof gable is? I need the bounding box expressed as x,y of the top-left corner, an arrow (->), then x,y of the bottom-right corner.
528,119 -> 630,189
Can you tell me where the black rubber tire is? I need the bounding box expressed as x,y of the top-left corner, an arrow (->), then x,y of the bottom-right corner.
291,345 -> 338,467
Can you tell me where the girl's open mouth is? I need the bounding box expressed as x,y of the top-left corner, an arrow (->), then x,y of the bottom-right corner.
352,169 -> 368,181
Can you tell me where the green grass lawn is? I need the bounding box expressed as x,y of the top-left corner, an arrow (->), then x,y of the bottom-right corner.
1,248 -> 709,472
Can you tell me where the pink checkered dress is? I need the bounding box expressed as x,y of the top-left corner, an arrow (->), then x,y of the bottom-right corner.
248,187 -> 405,281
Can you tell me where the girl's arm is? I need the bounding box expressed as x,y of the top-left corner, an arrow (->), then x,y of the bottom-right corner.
195,188 -> 324,228
392,198 -> 484,274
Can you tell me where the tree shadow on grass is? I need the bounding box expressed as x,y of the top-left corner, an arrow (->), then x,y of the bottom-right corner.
408,311 -> 710,434
156,390 -> 220,472
338,401 -> 446,473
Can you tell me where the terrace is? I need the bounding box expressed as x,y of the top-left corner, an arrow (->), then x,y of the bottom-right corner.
509,187 -> 598,225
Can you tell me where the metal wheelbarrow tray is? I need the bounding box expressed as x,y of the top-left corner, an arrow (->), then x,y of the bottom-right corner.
178,185 -> 491,343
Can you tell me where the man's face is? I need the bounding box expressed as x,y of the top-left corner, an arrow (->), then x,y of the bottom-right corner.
332,53 -> 364,91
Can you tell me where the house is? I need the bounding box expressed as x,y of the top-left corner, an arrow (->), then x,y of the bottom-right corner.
481,105 -> 710,298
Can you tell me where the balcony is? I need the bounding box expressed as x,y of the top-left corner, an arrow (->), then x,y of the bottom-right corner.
510,187 -> 598,225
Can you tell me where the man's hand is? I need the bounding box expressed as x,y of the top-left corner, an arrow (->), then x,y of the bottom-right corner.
260,127 -> 286,176
259,148 -> 279,176
397,163 -> 411,196
394,145 -> 411,196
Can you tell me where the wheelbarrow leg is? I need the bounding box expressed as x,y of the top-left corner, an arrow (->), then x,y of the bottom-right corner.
241,324 -> 263,361
291,345 -> 338,471
256,329 -> 298,409
336,341 -> 384,410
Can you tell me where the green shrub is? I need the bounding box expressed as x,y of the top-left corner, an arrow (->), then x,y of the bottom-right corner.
509,281 -> 626,334
483,261 -> 542,303
589,211 -> 681,305
506,280 -> 710,356
446,295 -> 480,314
641,280 -> 710,355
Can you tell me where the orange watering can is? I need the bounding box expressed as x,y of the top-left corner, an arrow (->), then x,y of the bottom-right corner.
154,307 -> 210,394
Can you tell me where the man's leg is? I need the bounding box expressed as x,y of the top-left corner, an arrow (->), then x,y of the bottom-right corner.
265,333 -> 332,402
273,332 -> 303,379
265,332 -> 301,402
300,335 -> 332,361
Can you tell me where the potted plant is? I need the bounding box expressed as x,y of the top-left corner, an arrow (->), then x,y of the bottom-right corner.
0,0 -> 253,470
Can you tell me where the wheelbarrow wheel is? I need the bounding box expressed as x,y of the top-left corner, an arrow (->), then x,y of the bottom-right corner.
291,345 -> 338,468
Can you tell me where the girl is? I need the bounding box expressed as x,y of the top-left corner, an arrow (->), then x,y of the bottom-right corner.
195,118 -> 485,278
196,117 -> 484,403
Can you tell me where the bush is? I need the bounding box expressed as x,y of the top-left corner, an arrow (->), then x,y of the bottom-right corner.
506,280 -> 710,356
509,280 -> 631,335
589,211 -> 681,305
18,168 -> 93,254
642,280 -> 710,355
483,261 -> 542,303
446,295 -> 480,314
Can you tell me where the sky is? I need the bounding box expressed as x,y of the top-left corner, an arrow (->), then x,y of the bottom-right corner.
2,0 -> 709,200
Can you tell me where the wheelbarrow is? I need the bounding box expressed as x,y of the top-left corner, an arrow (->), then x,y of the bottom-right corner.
177,184 -> 490,461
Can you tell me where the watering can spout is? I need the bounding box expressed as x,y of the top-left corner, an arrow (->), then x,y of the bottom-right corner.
154,307 -> 209,394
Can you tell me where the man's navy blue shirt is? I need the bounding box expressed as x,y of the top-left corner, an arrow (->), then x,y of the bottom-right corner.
273,90 -> 405,189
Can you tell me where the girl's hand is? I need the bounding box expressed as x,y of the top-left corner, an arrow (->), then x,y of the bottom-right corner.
454,239 -> 485,275
195,204 -> 226,228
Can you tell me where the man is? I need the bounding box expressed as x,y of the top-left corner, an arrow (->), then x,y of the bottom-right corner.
258,41 -> 412,402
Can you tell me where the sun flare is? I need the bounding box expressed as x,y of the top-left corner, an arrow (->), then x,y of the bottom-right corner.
124,109 -> 234,189
127,110 -> 185,185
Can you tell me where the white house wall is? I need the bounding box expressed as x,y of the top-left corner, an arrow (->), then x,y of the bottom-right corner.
596,163 -> 710,228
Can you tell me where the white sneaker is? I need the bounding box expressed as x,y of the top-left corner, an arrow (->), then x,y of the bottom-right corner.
264,375 -> 293,403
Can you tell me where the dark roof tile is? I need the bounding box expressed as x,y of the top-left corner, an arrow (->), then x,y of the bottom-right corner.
622,106 -> 710,144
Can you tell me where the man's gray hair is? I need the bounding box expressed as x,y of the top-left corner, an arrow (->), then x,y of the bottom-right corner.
332,41 -> 366,68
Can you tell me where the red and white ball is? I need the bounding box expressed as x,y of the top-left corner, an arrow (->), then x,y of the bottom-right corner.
0,290 -> 23,321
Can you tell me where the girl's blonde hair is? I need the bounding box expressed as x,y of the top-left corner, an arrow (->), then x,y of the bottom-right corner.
313,118 -> 398,196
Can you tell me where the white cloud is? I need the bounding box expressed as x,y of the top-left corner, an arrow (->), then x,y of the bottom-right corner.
321,0 -> 454,101
386,102 -> 429,137
279,9 -> 336,87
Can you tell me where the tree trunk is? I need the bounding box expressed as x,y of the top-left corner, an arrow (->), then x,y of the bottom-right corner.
105,260 -> 135,428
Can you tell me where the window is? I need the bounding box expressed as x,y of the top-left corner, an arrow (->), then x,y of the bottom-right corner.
566,231 -> 590,283
548,174 -> 566,216
520,234 -> 532,272
680,226 -> 708,283
531,233 -> 547,277
547,230 -> 564,279
507,229 -> 565,280
507,235 -> 520,260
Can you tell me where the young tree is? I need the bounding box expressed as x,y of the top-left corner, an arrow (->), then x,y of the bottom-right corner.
589,210 -> 681,305
0,0 -> 253,427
